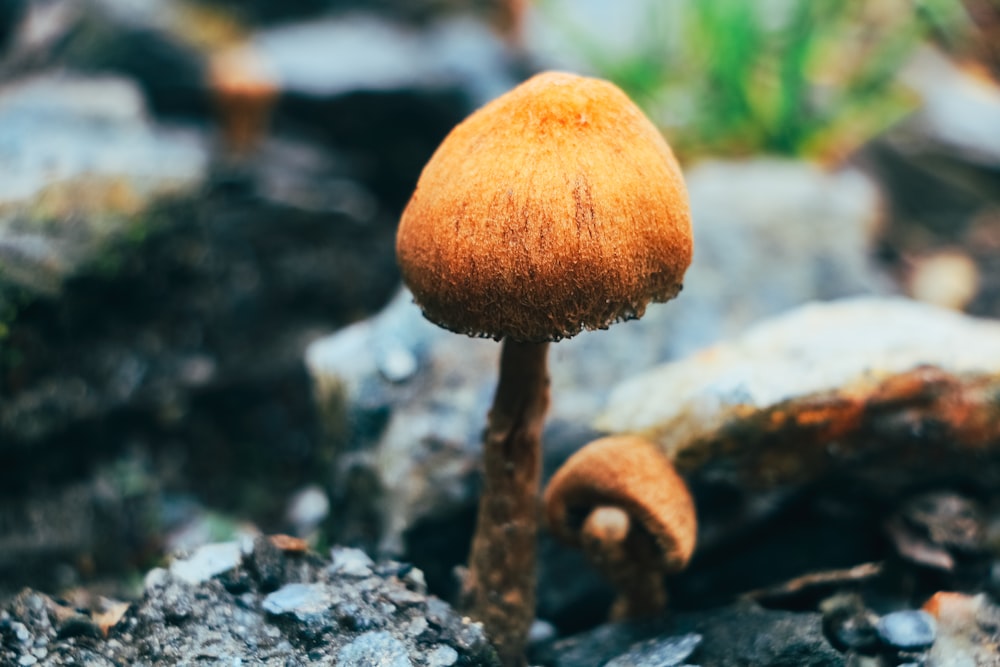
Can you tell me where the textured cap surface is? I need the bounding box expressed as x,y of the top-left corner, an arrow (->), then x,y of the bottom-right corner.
545,435 -> 697,571
396,71 -> 692,342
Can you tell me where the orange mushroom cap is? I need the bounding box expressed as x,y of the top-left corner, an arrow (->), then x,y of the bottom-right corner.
545,434 -> 697,573
396,71 -> 693,343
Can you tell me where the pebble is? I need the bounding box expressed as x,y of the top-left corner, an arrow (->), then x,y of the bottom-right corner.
285,485 -> 330,534
424,645 -> 459,667
876,610 -> 937,651
12,621 -> 30,642
261,583 -> 331,618
375,340 -> 419,383
170,542 -> 242,585
604,633 -> 702,667
336,631 -> 413,667
908,250 -> 980,311
329,547 -> 375,578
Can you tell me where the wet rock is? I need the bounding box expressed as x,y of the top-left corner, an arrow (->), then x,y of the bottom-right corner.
598,297 -> 1000,491
305,160 -> 889,590
0,540 -> 500,666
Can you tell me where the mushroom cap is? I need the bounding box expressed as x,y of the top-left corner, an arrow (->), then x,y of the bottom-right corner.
396,71 -> 692,343
545,434 -> 697,572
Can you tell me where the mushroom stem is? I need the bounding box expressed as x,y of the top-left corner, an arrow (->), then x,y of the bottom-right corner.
465,339 -> 550,667
582,506 -> 668,620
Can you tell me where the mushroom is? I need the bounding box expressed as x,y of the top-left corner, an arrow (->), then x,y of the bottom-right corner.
396,71 -> 692,666
544,435 -> 697,620
208,46 -> 278,156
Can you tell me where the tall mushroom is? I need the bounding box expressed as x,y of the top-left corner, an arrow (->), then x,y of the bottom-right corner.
545,435 -> 697,620
396,71 -> 692,666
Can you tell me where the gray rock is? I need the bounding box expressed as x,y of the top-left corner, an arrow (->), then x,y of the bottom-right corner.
0,542 -> 500,666
0,73 -> 207,297
898,49 -> 1000,169
425,644 -> 459,667
597,297 -> 1000,485
253,14 -> 515,106
604,633 -> 702,667
285,485 -> 330,536
544,602 -> 842,667
169,541 -> 243,585
336,631 -> 413,667
262,583 -> 331,618
876,610 -> 936,652
329,547 -> 375,578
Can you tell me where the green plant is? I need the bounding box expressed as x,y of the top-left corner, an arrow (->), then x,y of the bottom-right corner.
542,0 -> 965,160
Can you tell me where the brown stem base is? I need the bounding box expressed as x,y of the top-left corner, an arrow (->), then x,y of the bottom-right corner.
581,506 -> 668,621
463,339 -> 550,667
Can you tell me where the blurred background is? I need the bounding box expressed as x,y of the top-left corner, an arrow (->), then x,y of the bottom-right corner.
1,0 -> 999,636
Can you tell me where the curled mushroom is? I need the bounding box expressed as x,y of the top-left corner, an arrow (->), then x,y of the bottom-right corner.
545,434 -> 697,620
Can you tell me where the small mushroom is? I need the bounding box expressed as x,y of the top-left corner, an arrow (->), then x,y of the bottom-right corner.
545,435 -> 697,620
396,72 -> 692,665
208,46 -> 278,156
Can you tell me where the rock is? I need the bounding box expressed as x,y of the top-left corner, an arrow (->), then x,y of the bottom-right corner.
876,610 -> 936,652
597,297 -> 1000,490
336,631 -> 413,667
603,632 -> 702,667
285,485 -> 330,537
906,250 -> 980,311
329,547 -> 376,578
542,602 -> 842,667
0,541 -> 500,666
252,14 -> 514,105
898,49 -> 1000,169
4,0 -> 216,117
169,541 -> 243,585
425,644 -> 459,667
262,582 -> 331,618
0,73 -> 207,297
